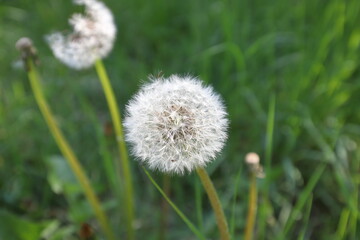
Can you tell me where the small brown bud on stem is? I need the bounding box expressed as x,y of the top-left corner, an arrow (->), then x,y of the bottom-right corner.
15,37 -> 39,71
245,152 -> 265,178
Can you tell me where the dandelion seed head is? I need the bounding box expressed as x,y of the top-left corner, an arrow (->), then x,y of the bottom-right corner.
46,0 -> 116,69
124,75 -> 229,174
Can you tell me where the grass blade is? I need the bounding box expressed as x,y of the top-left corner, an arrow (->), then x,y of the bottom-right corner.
297,194 -> 313,240
278,163 -> 327,240
143,167 -> 206,240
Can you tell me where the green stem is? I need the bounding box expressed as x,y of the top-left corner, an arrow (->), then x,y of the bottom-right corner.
244,173 -> 257,240
94,59 -> 135,240
143,167 -> 205,240
26,59 -> 115,240
196,168 -> 230,240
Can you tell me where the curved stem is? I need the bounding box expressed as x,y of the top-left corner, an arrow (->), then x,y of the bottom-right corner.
196,168 -> 230,240
244,173 -> 257,240
94,59 -> 135,240
26,60 -> 115,240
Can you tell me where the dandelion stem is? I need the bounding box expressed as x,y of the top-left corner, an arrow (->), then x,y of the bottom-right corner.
26,59 -> 115,240
143,167 -> 205,240
196,168 -> 230,240
244,173 -> 258,240
94,59 -> 135,240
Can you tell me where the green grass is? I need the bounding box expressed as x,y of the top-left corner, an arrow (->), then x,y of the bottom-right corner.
1,0 -> 360,239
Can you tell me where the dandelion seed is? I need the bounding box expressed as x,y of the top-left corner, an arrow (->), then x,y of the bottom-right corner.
46,0 -> 116,69
124,75 -> 229,174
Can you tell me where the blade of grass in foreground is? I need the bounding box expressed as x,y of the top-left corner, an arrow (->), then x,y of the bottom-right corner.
297,194 -> 313,240
230,164 -> 242,238
258,94 -> 276,240
195,176 -> 204,235
349,155 -> 359,239
26,59 -> 115,240
143,167 -> 206,240
79,97 -> 124,213
265,94 -> 276,171
335,208 -> 350,240
277,163 -> 327,240
159,175 -> 171,240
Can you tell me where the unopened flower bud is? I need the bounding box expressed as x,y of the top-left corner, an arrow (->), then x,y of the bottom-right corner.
15,37 -> 39,70
245,152 -> 260,165
245,152 -> 265,178
15,37 -> 33,51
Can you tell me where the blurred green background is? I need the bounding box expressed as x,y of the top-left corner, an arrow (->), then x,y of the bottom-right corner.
1,0 -> 360,239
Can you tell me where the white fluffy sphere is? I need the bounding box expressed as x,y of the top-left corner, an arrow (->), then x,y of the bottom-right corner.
46,0 -> 116,69
124,75 -> 228,174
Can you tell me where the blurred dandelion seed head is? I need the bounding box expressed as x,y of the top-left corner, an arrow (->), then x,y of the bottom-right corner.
15,37 -> 39,69
124,75 -> 229,175
15,37 -> 33,51
46,0 -> 116,69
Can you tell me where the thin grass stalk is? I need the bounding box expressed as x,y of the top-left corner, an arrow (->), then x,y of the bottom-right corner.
230,163 -> 242,238
265,94 -> 276,170
277,163 -> 327,240
79,98 -> 124,218
196,168 -> 230,240
335,209 -> 350,240
159,174 -> 171,240
94,59 -> 135,239
258,94 -> 276,240
244,173 -> 257,240
349,151 -> 360,239
195,177 -> 204,235
142,167 -> 205,240
297,194 -> 313,240
26,59 -> 115,240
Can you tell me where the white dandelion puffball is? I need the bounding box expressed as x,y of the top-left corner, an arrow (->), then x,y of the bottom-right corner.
124,75 -> 229,174
46,0 -> 116,69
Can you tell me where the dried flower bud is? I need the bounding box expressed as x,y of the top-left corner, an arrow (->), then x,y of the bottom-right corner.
124,75 -> 229,175
16,37 -> 33,51
245,152 -> 260,165
79,223 -> 94,239
245,152 -> 265,178
15,37 -> 39,70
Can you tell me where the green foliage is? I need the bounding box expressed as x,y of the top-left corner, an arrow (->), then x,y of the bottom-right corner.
0,210 -> 46,240
1,0 -> 360,239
